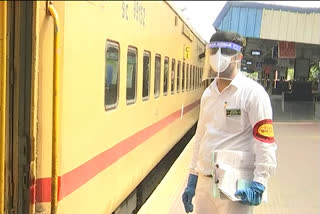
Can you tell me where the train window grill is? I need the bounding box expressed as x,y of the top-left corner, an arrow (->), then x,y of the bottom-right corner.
163,57 -> 169,96
176,60 -> 180,93
105,41 -> 120,110
142,51 -> 151,100
154,54 -> 161,98
186,64 -> 189,91
182,62 -> 185,92
126,47 -> 137,104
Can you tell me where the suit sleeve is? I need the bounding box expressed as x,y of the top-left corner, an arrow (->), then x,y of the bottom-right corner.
247,88 -> 277,186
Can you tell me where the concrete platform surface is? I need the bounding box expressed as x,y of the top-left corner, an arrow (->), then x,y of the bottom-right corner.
138,122 -> 320,214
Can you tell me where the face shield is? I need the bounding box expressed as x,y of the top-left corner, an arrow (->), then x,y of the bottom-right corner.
207,41 -> 242,80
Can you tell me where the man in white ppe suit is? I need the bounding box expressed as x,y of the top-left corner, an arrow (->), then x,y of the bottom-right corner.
182,31 -> 277,214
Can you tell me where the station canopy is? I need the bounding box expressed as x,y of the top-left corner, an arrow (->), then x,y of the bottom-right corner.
212,2 -> 320,76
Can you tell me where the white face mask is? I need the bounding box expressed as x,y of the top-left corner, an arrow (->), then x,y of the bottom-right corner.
209,48 -> 232,74
207,41 -> 242,80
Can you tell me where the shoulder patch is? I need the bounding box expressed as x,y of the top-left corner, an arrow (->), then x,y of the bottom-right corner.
253,119 -> 275,143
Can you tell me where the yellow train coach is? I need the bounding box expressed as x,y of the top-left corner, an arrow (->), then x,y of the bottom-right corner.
0,1 -> 208,213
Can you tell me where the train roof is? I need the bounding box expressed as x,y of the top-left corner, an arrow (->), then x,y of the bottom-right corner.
166,1 -> 208,46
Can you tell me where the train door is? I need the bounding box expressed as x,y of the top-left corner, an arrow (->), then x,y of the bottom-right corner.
5,1 -> 33,213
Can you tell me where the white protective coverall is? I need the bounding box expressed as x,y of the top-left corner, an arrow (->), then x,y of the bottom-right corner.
189,71 -> 277,214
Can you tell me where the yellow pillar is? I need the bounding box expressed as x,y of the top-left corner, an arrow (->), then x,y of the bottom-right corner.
47,2 -> 60,213
0,2 -> 7,214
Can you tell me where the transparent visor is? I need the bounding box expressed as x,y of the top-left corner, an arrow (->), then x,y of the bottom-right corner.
208,41 -> 241,57
205,41 -> 242,81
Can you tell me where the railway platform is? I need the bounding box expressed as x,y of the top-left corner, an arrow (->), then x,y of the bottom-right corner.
138,121 -> 320,214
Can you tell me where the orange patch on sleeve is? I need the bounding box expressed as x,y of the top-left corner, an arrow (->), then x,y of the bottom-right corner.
253,119 -> 275,143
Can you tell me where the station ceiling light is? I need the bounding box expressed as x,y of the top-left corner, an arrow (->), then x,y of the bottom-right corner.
251,50 -> 261,56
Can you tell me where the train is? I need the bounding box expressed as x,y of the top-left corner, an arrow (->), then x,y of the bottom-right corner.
0,1 -> 210,213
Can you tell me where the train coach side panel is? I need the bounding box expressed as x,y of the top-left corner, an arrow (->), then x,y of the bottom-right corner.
33,1 -> 205,213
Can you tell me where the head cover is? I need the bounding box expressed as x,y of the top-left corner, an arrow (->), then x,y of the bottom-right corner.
208,41 -> 242,80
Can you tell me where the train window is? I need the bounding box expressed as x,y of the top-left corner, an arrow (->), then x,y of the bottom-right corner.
200,68 -> 202,87
193,66 -> 195,90
164,57 -> 169,96
192,66 -> 195,90
171,59 -> 179,94
186,64 -> 189,91
105,41 -> 120,110
201,68 -> 203,87
196,67 -> 198,88
199,68 -> 201,87
196,67 -> 199,88
193,66 -> 198,89
142,51 -> 151,100
199,68 -> 201,88
171,59 -> 176,94
195,67 -> 197,89
177,61 -> 180,93
190,66 -> 194,90
154,54 -> 161,98
189,65 -> 193,91
182,62 -> 185,92
126,47 -> 137,104
189,65 -> 192,90
198,67 -> 200,88
171,61 -> 179,94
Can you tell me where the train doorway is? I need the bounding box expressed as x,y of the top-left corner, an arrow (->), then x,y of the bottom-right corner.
6,1 -> 33,213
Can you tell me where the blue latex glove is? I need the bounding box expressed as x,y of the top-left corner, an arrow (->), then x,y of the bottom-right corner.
235,181 -> 265,206
182,174 -> 198,213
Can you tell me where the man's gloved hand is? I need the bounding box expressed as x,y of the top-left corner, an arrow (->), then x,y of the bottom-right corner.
234,181 -> 265,206
182,174 -> 198,213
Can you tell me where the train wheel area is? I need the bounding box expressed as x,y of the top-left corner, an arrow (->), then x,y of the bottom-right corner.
137,121 -> 320,214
